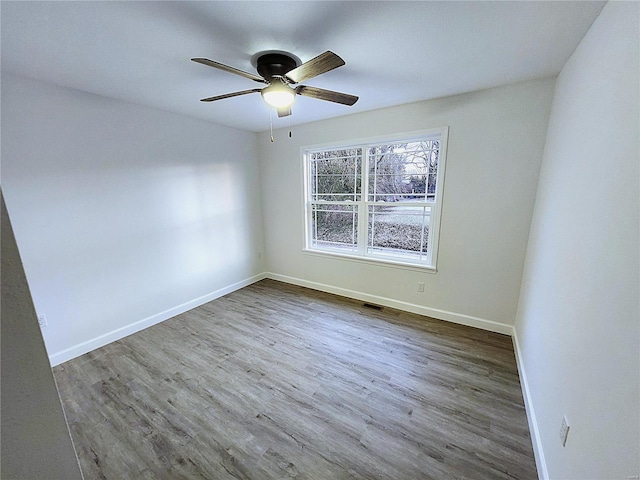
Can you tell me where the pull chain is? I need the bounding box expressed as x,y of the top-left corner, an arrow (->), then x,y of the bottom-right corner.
269,108 -> 274,143
269,106 -> 293,142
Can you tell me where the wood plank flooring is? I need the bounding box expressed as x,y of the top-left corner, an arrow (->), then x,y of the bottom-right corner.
53,279 -> 537,479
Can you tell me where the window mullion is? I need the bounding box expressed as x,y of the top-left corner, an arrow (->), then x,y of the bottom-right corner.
314,157 -> 318,203
372,147 -> 377,203
357,146 -> 368,256
353,150 -> 358,202
419,205 -> 426,260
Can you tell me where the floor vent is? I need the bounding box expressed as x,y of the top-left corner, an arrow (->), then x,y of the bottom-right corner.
362,303 -> 383,311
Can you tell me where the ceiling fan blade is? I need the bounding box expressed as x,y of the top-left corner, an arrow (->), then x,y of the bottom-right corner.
200,88 -> 262,102
296,85 -> 359,106
277,107 -> 292,118
192,58 -> 266,83
285,51 -> 345,84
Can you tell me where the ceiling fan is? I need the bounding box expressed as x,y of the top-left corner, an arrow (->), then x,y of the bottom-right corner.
191,51 -> 358,117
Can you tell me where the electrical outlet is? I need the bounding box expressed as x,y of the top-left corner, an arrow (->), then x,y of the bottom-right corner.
417,282 -> 425,292
559,415 -> 570,447
38,314 -> 48,328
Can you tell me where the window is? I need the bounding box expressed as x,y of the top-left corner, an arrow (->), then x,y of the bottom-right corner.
303,128 -> 448,269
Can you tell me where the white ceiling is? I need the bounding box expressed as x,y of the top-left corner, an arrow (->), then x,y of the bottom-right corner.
1,1 -> 605,133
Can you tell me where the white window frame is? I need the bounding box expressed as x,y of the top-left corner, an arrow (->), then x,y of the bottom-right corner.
302,127 -> 449,271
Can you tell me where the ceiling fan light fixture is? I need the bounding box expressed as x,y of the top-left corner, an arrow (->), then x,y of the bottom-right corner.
261,82 -> 295,108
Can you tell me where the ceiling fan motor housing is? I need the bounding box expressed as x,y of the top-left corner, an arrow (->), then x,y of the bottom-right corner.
256,53 -> 299,81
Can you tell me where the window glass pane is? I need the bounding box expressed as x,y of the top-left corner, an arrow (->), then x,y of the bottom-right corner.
368,141 -> 439,202
427,173 -> 437,200
311,149 -> 362,201
311,204 -> 358,253
367,204 -> 431,260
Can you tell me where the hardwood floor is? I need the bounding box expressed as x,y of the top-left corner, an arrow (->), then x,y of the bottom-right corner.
53,279 -> 537,479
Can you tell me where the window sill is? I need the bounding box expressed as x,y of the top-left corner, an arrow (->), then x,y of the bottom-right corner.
302,248 -> 437,274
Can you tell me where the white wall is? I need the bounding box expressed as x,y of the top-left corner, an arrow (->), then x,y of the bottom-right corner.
514,2 -> 639,479
1,73 -> 264,364
259,78 -> 555,331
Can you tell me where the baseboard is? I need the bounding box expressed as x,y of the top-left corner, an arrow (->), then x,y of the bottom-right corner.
265,272 -> 513,336
512,328 -> 548,480
48,273 -> 267,366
